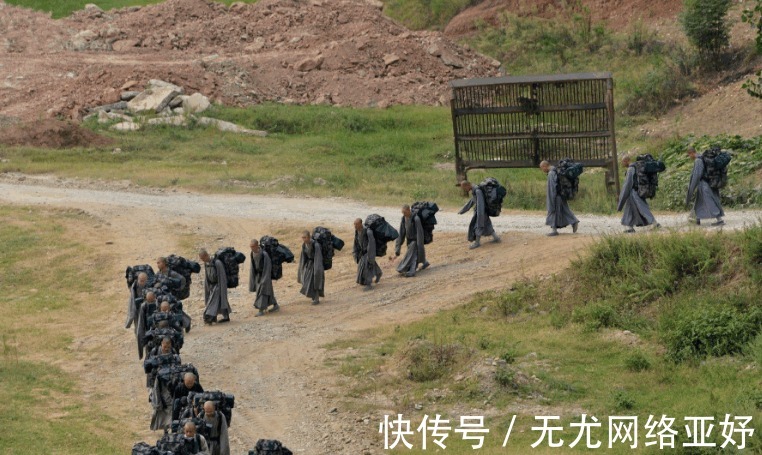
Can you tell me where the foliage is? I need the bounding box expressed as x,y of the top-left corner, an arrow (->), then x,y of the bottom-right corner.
381,0 -> 476,30
405,340 -> 464,382
662,297 -> 762,363
741,0 -> 762,54
467,13 -> 695,117
680,0 -> 732,64
330,226 -> 762,450
743,70 -> 762,99
624,351 -> 651,372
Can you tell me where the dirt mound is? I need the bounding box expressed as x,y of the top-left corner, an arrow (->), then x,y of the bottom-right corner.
444,0 -> 682,37
0,0 -> 499,121
0,119 -> 112,148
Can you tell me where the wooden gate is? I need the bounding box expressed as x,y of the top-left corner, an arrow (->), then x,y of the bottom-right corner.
450,72 -> 620,193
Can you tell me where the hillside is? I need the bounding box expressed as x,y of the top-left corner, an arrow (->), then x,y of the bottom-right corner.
0,0 -> 499,120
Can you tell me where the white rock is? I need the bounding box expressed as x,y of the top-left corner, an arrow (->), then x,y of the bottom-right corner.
383,53 -> 400,66
111,122 -> 140,131
182,93 -> 211,114
84,3 -> 103,13
147,116 -> 187,126
197,117 -> 268,137
127,87 -> 180,113
147,79 -> 184,94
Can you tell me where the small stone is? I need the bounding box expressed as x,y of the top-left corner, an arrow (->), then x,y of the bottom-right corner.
383,53 -> 400,66
329,407 -> 338,413
84,3 -> 103,13
295,55 -> 324,72
120,91 -> 140,101
111,122 -> 140,131
182,93 -> 211,114
112,39 -> 140,52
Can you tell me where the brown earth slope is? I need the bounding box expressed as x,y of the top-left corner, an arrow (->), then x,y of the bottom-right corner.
0,0 -> 500,121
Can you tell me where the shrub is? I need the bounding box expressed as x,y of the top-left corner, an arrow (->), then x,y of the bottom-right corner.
662,300 -> 762,363
624,351 -> 652,372
405,340 -> 463,382
680,0 -> 732,64
572,301 -> 619,331
494,367 -> 517,389
613,390 -> 636,410
621,63 -> 695,115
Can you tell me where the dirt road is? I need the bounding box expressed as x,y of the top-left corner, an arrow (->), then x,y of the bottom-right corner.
1,178 -> 759,454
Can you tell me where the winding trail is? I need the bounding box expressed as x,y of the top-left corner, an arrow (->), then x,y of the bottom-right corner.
2,176 -> 759,454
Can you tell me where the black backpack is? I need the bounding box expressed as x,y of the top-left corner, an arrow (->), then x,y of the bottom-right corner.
701,146 -> 732,190
126,264 -> 155,288
556,158 -> 584,201
364,214 -> 399,257
312,227 -> 344,271
156,433 -> 193,455
411,201 -> 439,244
132,442 -> 164,455
250,439 -> 294,455
212,247 -> 246,288
632,154 -> 666,199
260,236 -> 295,280
476,177 -> 507,217
166,255 -> 201,300
189,390 -> 236,427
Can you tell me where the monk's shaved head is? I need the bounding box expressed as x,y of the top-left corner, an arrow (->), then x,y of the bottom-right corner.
540,160 -> 551,173
459,180 -> 472,191
354,218 -> 363,231
145,291 -> 156,303
204,400 -> 216,414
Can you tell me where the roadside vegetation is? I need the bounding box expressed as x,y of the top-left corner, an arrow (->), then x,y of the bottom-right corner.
0,206 -> 133,453
327,226 -> 762,453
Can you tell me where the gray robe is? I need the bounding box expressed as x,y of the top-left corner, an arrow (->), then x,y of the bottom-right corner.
249,251 -> 277,310
458,187 -> 494,241
149,374 -> 174,430
353,228 -> 382,286
203,411 -> 230,455
686,156 -> 725,220
618,165 -> 656,227
395,215 -> 426,274
203,259 -> 230,320
126,282 -> 146,330
297,240 -> 325,299
545,167 -> 579,229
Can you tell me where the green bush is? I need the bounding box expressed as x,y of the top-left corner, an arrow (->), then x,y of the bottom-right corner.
662,299 -> 762,363
494,367 -> 517,389
624,351 -> 652,372
613,390 -> 636,410
680,0 -> 732,63
620,63 -> 695,115
572,301 -> 619,331
405,340 -> 463,382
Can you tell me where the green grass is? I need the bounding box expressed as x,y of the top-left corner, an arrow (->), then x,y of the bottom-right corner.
0,104 -> 623,212
0,205 -> 133,453
328,226 -> 762,453
5,0 -> 257,18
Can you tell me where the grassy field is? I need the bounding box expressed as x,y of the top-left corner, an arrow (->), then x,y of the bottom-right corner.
327,227 -> 762,453
1,104 -> 624,212
0,206 -> 132,453
4,0 -> 257,18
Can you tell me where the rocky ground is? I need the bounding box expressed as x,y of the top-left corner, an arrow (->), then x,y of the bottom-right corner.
0,0 -> 500,121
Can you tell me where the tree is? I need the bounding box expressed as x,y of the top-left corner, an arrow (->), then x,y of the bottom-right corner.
680,0 -> 732,64
741,0 -> 762,98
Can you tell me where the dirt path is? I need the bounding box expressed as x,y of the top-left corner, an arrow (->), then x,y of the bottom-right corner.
2,179 -> 760,454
